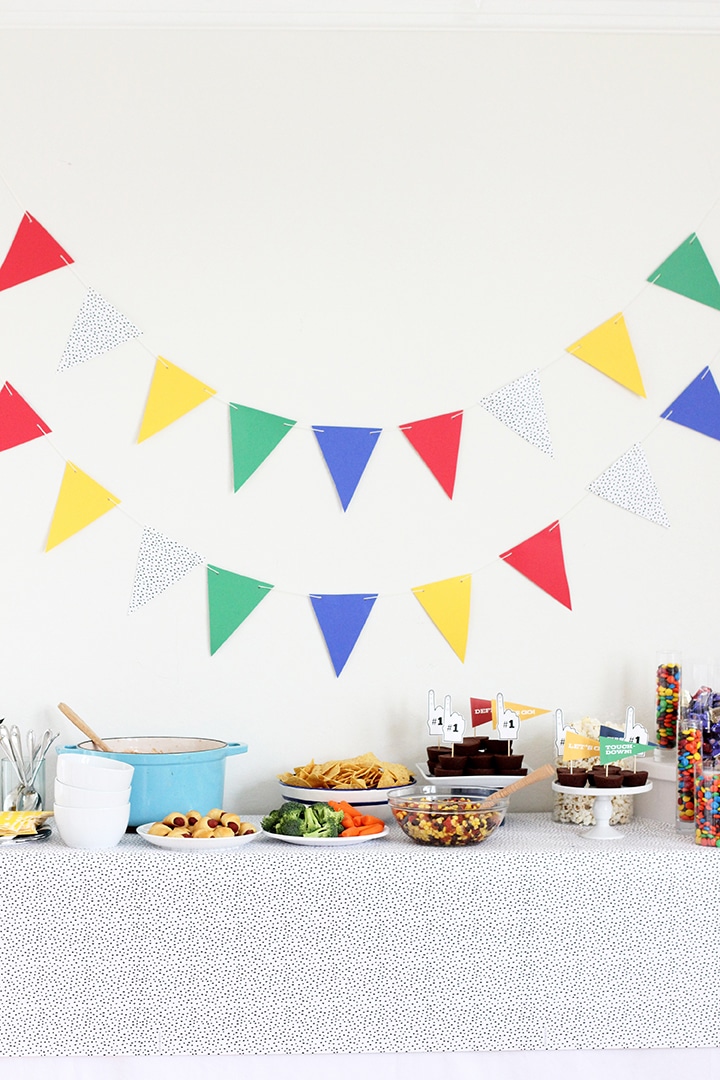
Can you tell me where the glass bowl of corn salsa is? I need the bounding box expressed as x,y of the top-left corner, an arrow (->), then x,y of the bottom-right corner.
388,786 -> 508,846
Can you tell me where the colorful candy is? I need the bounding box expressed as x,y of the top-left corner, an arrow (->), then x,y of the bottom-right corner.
656,661 -> 681,749
677,721 -> 702,822
695,769 -> 720,846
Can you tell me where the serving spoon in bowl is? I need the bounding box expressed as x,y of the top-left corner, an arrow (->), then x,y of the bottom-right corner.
57,703 -> 112,752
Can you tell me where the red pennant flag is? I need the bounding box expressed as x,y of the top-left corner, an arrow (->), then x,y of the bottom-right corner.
0,214 -> 73,292
400,410 -> 463,498
499,520 -> 572,610
0,381 -> 51,451
470,697 -> 493,727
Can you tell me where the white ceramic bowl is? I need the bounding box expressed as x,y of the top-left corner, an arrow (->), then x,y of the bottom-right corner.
56,753 -> 134,792
54,778 -> 131,809
53,802 -> 130,850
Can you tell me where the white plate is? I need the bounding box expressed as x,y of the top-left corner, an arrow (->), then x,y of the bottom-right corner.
263,825 -> 389,846
278,781 -> 415,806
136,822 -> 261,850
414,763 -> 525,788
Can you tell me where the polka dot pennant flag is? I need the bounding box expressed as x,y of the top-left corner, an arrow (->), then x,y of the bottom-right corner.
661,367 -> 720,442
57,287 -> 142,372
499,522 -> 572,610
230,404 -> 296,492
478,368 -> 554,456
648,233 -> 720,312
128,525 -> 205,613
137,357 -> 216,443
400,410 -> 464,498
411,573 -> 472,662
312,426 -> 381,511
309,592 -> 378,676
0,213 -> 72,292
587,442 -> 670,528
45,462 -> 120,551
207,566 -> 274,655
0,381 -> 51,452
566,313 -> 646,397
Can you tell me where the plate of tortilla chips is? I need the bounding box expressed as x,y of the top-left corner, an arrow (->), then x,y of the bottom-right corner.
277,752 -> 415,806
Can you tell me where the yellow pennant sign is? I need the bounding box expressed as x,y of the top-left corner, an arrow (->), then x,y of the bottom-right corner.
137,356 -> 216,442
46,462 -> 120,550
491,700 -> 550,727
566,313 -> 646,397
412,574 -> 471,662
562,731 -> 600,762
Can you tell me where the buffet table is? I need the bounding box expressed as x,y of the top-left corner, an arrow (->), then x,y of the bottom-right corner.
0,813 -> 716,1058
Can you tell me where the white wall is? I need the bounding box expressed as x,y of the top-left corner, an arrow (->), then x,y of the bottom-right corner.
0,28 -> 719,812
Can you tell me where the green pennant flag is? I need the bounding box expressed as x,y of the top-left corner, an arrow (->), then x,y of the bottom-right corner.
648,233 -> 720,311
207,565 -> 273,655
599,737 -> 652,764
230,403 -> 296,491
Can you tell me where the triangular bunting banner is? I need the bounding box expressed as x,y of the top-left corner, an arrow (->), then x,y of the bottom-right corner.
648,233 -> 720,311
58,287 -> 142,372
0,214 -> 73,292
412,574 -> 471,662
479,369 -> 553,456
137,357 -> 216,443
231,404 -> 296,491
310,592 -> 378,676
400,411 -> 463,498
566,313 -> 646,397
500,522 -> 572,610
0,382 -> 51,451
128,526 -> 205,613
207,566 -> 274,655
587,442 -> 670,528
46,463 -> 120,551
312,426 -> 381,511
662,367 -> 720,442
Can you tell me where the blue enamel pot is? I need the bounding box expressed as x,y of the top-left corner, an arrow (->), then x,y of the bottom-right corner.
56,737 -> 248,827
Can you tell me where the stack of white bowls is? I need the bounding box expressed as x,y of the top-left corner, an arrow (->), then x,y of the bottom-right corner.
54,754 -> 134,849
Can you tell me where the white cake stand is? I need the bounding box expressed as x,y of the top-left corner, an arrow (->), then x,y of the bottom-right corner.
552,780 -> 653,840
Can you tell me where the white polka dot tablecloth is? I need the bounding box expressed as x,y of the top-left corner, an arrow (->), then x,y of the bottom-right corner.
0,813 -> 715,1057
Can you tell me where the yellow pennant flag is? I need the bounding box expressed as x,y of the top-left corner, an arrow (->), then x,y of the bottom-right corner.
137,356 -> 216,442
46,462 -> 120,551
566,313 -> 646,397
412,574 -> 471,662
563,731 -> 600,762
492,701 -> 550,726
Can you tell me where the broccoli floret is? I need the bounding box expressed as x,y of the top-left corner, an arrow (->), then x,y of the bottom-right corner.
302,802 -> 344,838
262,802 -> 307,835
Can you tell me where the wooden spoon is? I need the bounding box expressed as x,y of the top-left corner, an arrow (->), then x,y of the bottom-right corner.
57,703 -> 112,753
476,762 -> 555,808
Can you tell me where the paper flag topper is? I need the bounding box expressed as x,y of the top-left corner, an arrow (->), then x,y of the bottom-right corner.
310,592 -> 378,676
0,382 -> 51,452
128,526 -> 204,613
58,287 -> 142,372
499,521 -> 572,610
312,426 -> 381,511
494,693 -> 521,740
599,737 -> 652,764
207,566 -> 273,655
587,442 -> 670,528
441,695 -> 466,744
0,214 -> 72,292
412,574 -> 471,662
662,367 -> 720,442
470,697 -> 493,727
479,369 -> 553,457
566,313 -> 646,397
563,731 -> 600,762
400,410 -> 463,498
427,690 -> 446,737
648,233 -> 720,311
137,357 -> 216,443
46,463 -> 120,551
230,404 -> 296,491
492,698 -> 550,726
554,709 -> 577,757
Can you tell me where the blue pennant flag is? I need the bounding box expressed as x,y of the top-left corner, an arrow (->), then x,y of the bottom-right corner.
310,593 -> 378,677
312,426 -> 381,510
662,367 -> 720,442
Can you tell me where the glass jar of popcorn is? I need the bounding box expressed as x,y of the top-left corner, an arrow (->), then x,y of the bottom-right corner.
552,715 -> 634,827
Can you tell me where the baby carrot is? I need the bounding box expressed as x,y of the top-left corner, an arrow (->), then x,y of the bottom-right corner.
341,826 -> 362,836
358,823 -> 385,835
